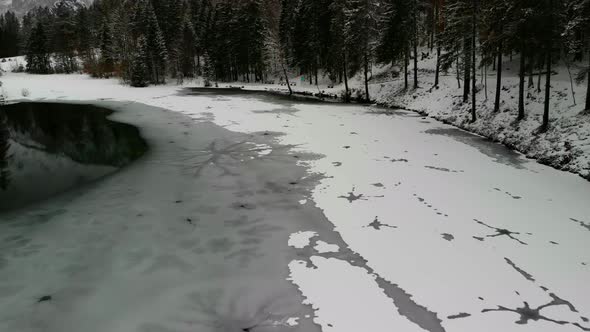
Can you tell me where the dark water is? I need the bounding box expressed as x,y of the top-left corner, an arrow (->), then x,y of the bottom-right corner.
0,102 -> 147,211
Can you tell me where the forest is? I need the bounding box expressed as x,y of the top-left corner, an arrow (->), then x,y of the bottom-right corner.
0,0 -> 589,130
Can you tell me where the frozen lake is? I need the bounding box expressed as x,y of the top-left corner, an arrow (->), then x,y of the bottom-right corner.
0,77 -> 588,332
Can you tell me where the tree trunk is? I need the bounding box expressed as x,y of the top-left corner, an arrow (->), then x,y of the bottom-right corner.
404,47 -> 409,90
542,50 -> 552,131
586,52 -> 590,111
528,55 -> 534,89
413,38 -> 418,89
364,52 -> 370,102
484,63 -> 488,100
518,49 -> 526,120
343,53 -> 350,102
413,0 -> 419,89
433,0 -> 440,88
542,0 -> 553,132
434,46 -> 441,88
471,0 -> 476,123
456,57 -> 461,88
537,57 -> 543,93
494,41 -> 502,112
282,63 -> 292,96
463,37 -> 471,103
315,67 -> 318,87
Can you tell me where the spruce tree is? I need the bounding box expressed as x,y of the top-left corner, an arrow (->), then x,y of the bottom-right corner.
51,0 -> 82,73
130,35 -> 149,87
26,21 -> 52,74
0,11 -> 21,58
565,0 -> 590,111
98,19 -> 116,77
481,0 -> 511,113
328,0 -> 351,100
376,0 -> 412,88
440,0 -> 474,103
345,0 -> 378,101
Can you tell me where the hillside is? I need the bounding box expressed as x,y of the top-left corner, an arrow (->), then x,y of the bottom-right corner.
0,0 -> 92,16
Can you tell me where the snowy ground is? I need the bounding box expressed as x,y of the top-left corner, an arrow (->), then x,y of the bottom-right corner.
0,71 -> 590,332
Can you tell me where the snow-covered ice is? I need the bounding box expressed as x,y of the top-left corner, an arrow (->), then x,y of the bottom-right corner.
0,71 -> 589,332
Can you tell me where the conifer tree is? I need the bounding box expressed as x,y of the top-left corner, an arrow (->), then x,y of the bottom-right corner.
26,21 -> 51,74
328,0 -> 351,100
345,0 -> 378,101
130,35 -> 149,87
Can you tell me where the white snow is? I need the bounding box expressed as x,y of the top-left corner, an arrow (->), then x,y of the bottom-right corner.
313,241 -> 339,254
288,231 -> 317,249
1,70 -> 589,332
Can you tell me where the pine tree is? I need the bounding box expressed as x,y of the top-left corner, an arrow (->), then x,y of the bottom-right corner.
292,0 -> 323,84
345,0 -> 379,101
480,0 -> 511,113
376,0 -> 412,89
146,1 -> 169,84
51,0 -> 83,73
25,21 -> 52,74
328,0 -> 351,100
0,11 -> 21,58
538,0 -> 565,131
565,0 -> 590,111
440,0 -> 474,103
130,35 -> 149,87
98,19 -> 116,77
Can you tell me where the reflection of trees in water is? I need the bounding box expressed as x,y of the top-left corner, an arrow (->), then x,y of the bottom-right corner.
0,111 -> 10,190
1,103 -> 147,167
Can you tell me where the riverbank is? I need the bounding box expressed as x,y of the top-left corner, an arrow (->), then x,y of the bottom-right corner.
207,53 -> 590,181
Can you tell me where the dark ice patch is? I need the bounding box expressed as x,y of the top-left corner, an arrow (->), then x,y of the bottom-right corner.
424,166 -> 464,173
366,217 -> 397,230
447,313 -> 471,319
570,218 -> 590,232
474,219 -> 529,245
504,258 -> 535,282
442,233 -> 455,242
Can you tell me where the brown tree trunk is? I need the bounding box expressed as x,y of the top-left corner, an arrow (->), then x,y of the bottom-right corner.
434,47 -> 441,88
413,0 -> 419,89
494,41 -> 502,112
471,0 -> 476,123
282,63 -> 292,96
586,52 -> 590,111
343,52 -> 350,102
404,47 -> 409,90
537,57 -> 543,93
463,37 -> 471,103
364,52 -> 370,102
542,50 -> 552,131
528,55 -> 534,89
518,49 -> 526,120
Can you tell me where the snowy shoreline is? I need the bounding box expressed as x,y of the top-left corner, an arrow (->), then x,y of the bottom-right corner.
208,54 -> 590,183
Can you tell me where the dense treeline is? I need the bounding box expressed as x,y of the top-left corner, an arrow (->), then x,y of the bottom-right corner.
0,11 -> 20,58
1,0 -> 589,127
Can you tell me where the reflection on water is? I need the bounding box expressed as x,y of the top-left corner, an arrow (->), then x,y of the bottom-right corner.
0,112 -> 9,190
425,127 -> 526,169
0,102 -> 147,211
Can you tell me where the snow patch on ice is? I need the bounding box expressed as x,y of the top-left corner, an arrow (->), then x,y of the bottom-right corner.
313,241 -> 339,254
288,231 -> 317,249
